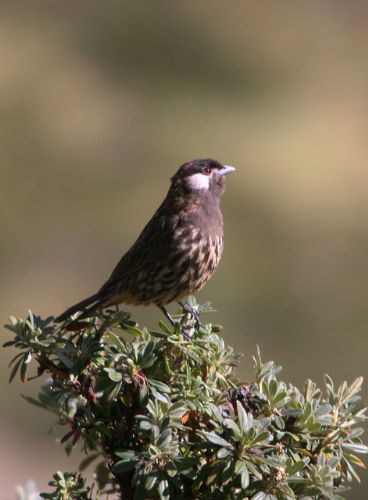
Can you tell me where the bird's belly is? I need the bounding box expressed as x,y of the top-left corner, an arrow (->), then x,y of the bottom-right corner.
104,234 -> 223,307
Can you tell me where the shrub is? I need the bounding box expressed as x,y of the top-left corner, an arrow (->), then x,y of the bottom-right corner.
4,298 -> 368,499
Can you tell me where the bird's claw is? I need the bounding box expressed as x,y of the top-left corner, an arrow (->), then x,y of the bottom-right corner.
179,302 -> 201,329
181,325 -> 192,341
159,303 -> 200,340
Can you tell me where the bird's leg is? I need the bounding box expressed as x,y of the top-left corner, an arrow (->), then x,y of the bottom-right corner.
159,305 -> 176,326
179,301 -> 200,329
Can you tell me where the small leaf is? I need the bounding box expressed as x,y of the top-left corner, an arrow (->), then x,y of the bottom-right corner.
3,340 -> 15,348
344,452 -> 366,469
79,453 -> 100,471
223,418 -> 241,436
252,431 -> 270,444
56,351 -> 74,370
218,447 -> 231,458
168,401 -> 187,417
158,479 -> 169,500
113,451 -> 138,472
150,387 -> 170,404
149,379 -> 171,393
20,360 -> 28,383
9,356 -> 23,383
158,320 -> 171,334
116,450 -> 136,459
21,395 -> 50,411
139,381 -> 149,404
113,459 -> 138,473
145,474 -> 158,491
342,442 -> 368,454
288,460 -> 307,475
240,463 -> 250,489
157,428 -> 172,449
340,377 -> 364,406
205,432 -> 232,449
107,381 -> 122,400
104,368 -> 123,382
251,492 -> 267,500
125,325 -> 142,336
237,401 -> 252,433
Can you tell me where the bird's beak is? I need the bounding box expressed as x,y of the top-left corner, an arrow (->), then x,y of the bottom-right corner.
218,165 -> 236,176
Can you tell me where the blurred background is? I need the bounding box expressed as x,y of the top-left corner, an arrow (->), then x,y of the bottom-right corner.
1,0 -> 368,497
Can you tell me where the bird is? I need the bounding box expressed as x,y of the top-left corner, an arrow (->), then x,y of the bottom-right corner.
55,158 -> 235,326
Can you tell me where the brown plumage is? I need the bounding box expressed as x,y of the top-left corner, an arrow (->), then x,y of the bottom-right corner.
55,158 -> 235,324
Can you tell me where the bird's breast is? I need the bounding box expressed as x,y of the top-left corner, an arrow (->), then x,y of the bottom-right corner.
169,223 -> 224,293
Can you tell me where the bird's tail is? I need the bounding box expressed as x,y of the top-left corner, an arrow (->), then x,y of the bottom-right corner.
55,293 -> 102,322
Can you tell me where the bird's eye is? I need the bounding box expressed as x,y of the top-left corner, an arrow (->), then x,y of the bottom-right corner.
202,167 -> 212,175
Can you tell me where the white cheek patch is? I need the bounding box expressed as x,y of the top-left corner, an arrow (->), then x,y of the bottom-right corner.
187,173 -> 210,190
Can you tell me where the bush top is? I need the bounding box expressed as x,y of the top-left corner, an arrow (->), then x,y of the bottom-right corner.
5,298 -> 368,499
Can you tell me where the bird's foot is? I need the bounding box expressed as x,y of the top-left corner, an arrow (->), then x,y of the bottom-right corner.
159,306 -> 176,326
179,301 -> 201,329
181,325 -> 192,341
159,304 -> 199,340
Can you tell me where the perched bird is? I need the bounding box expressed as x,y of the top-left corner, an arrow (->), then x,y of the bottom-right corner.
55,158 -> 235,325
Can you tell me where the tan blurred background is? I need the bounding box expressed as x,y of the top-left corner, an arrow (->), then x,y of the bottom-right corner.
1,0 -> 368,497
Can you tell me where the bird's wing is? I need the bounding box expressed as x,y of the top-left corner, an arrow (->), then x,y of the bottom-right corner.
99,211 -> 173,293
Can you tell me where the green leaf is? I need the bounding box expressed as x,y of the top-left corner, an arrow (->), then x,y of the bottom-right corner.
20,360 -> 28,383
271,391 -> 289,408
237,400 -> 252,433
107,381 -> 122,400
158,479 -> 169,500
113,451 -> 138,473
223,418 -> 241,436
115,450 -> 136,459
104,368 -> 123,382
139,381 -> 149,404
252,431 -> 270,444
150,387 -> 170,404
240,463 -> 250,489
218,447 -> 231,458
113,459 -> 138,473
145,474 -> 158,491
205,432 -> 232,449
21,395 -> 50,411
251,492 -> 267,500
79,453 -> 100,471
106,331 -> 126,351
9,356 -> 23,383
342,442 -> 368,454
157,428 -> 172,449
149,379 -> 171,393
158,320 -> 171,334
288,460 -> 307,475
56,351 -> 74,370
125,325 -> 142,336
167,401 -> 187,417
3,340 -> 16,348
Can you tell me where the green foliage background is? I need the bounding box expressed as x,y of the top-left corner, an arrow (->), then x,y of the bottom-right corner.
1,0 -> 368,496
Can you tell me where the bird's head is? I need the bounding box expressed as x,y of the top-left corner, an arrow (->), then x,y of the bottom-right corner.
171,159 -> 235,197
